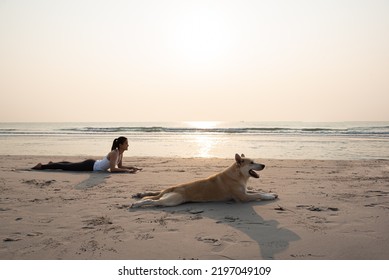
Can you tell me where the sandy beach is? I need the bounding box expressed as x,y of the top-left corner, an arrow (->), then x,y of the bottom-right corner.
0,155 -> 388,260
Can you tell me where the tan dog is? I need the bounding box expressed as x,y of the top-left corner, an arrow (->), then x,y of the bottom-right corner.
131,154 -> 278,208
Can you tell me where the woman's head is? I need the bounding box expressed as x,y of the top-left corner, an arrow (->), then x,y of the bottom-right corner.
111,136 -> 128,151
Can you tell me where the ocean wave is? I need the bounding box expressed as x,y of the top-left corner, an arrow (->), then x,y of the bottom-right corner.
1,123 -> 389,137
1,127 -> 388,137
59,126 -> 389,135
59,126 -> 307,134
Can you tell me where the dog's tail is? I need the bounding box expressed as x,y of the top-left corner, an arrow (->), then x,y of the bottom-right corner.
132,191 -> 161,199
132,188 -> 176,200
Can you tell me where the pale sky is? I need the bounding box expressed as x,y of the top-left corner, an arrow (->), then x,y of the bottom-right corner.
1,0 -> 388,122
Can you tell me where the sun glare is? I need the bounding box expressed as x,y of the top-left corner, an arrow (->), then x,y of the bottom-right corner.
195,135 -> 214,158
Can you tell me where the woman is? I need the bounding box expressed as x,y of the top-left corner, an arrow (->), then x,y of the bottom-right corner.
32,137 -> 141,173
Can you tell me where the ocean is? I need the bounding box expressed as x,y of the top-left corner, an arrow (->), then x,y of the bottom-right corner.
0,121 -> 388,160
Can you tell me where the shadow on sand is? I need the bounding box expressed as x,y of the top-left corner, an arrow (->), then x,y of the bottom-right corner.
27,168 -> 110,190
130,200 -> 300,259
74,172 -> 110,189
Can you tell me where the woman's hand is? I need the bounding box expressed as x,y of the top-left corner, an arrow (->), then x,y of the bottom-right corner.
126,167 -> 142,173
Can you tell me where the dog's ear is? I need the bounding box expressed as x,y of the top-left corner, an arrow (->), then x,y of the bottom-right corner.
235,153 -> 243,164
241,154 -> 245,158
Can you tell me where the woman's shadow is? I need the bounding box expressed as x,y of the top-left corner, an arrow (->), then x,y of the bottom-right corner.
26,169 -> 110,190
73,172 -> 110,189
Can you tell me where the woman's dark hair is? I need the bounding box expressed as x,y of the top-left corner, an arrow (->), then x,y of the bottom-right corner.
111,136 -> 128,151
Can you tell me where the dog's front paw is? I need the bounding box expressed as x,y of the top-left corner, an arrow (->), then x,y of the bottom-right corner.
260,193 -> 278,200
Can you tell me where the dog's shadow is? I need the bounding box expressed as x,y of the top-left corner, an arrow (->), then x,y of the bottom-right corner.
130,200 -> 300,259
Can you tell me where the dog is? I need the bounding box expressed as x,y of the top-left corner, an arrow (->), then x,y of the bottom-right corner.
130,154 -> 278,208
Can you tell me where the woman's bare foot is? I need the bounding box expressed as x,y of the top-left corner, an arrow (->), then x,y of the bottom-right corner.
32,163 -> 42,170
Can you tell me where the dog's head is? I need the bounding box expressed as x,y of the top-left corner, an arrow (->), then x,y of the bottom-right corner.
235,153 -> 265,179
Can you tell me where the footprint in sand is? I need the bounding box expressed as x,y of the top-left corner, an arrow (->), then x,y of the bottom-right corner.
296,205 -> 339,212
135,233 -> 154,240
26,232 -> 43,237
22,179 -> 56,187
196,236 -> 221,247
80,240 -> 99,252
82,216 -> 112,227
3,237 -> 21,242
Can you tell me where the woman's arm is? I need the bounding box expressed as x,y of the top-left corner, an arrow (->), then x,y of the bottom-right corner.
117,155 -> 142,172
108,151 -> 133,173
